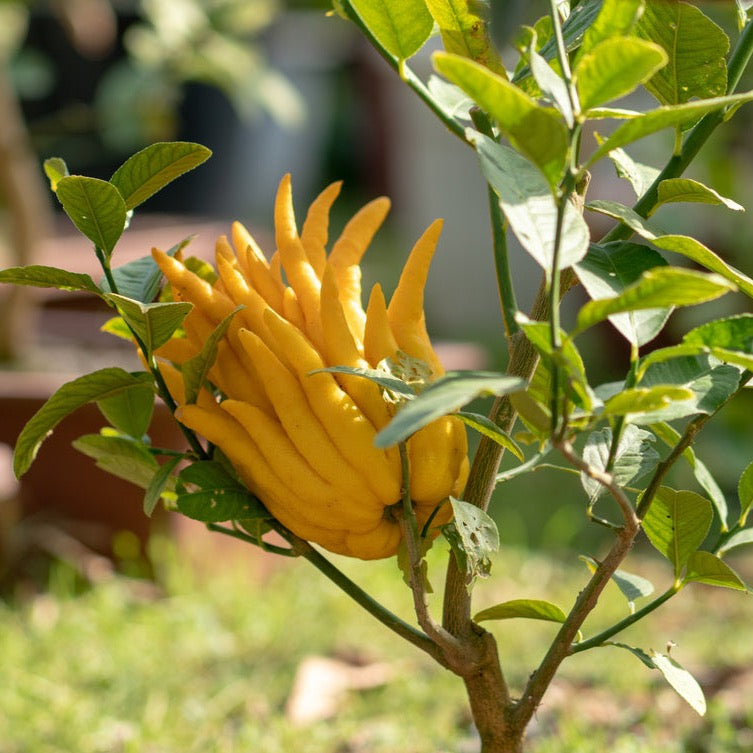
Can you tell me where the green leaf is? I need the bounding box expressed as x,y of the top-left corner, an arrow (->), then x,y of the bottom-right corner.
581,555 -> 655,611
474,598 -> 567,625
604,145 -> 661,197
684,550 -> 747,591
651,235 -> 753,299
575,267 -> 735,335
13,368 -> 154,478
443,497 -> 499,582
587,198 -> 664,238
434,52 -> 568,187
516,315 -> 592,410
577,0 -> 644,59
587,200 -> 753,299
72,433 -> 159,489
182,307 -> 242,404
349,0 -> 433,63
652,422 -> 728,527
55,176 -> 127,258
738,459 -> 753,526
529,45 -> 573,127
575,37 -> 667,112
110,142 -> 212,211
374,371 -> 525,448
610,641 -> 656,669
654,178 -> 743,212
43,157 -> 69,191
143,456 -> 182,517
575,242 -> 671,346
717,528 -> 753,557
602,386 -> 694,418
176,461 -> 265,523
0,265 -> 100,294
684,314 -> 753,353
580,425 -> 660,504
103,237 -> 193,302
650,651 -> 707,716
425,0 -> 504,75
586,92 -> 753,167
639,356 -> 741,422
97,383 -> 155,440
470,133 -> 590,276
104,294 -> 192,355
456,412 -> 524,462
641,487 -> 713,578
636,1 -> 729,107
314,365 -> 416,398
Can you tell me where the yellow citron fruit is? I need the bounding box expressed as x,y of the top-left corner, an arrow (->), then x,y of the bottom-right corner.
153,174 -> 469,559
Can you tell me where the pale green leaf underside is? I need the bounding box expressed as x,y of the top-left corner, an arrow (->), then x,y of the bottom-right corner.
684,550 -> 747,591
651,652 -> 707,716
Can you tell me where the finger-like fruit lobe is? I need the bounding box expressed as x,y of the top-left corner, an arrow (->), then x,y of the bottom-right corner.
153,174 -> 469,559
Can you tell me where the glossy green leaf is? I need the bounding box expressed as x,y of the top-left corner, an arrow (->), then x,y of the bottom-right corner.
586,92 -> 753,167
470,133 -> 590,276
443,497 -> 499,582
72,433 -> 158,489
581,555 -> 655,610
55,176 -> 127,258
577,0 -> 644,59
456,412 -> 524,462
0,265 -> 100,294
651,235 -> 753,299
103,237 -> 193,302
638,356 -> 741,423
143,456 -> 182,517
603,386 -> 694,418
575,37 -> 667,112
349,0 -> 433,63
375,371 -> 525,447
575,242 -> 671,346
104,294 -> 192,355
588,200 -> 753,299
474,598 -> 567,625
97,383 -> 155,439
176,461 -> 265,523
636,1 -> 728,107
654,178 -> 743,212
110,142 -> 212,211
575,267 -> 735,335
13,368 -> 154,478
684,550 -> 747,591
580,425 -> 660,504
684,314 -> 753,353
652,422 -> 728,527
183,307 -> 242,404
42,157 -> 69,191
425,0 -> 504,75
435,53 -> 568,187
738,459 -> 753,525
529,1 -> 602,71
641,487 -> 713,578
650,652 -> 706,716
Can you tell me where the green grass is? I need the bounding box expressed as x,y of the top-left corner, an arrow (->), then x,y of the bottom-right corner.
1,535 -> 752,753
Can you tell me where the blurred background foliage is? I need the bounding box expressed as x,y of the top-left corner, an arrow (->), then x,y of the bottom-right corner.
1,0 -> 753,555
